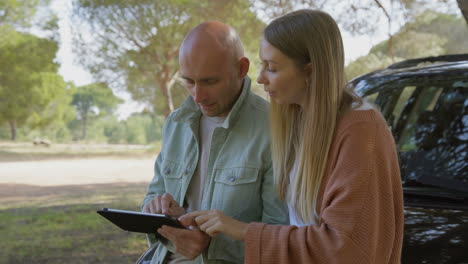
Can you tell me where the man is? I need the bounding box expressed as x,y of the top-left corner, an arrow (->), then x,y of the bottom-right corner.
141,21 -> 288,264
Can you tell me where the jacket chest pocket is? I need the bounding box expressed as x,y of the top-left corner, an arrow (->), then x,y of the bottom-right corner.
212,166 -> 260,217
160,159 -> 184,200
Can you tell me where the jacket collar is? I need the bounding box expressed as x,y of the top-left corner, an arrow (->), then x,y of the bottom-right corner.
172,76 -> 252,129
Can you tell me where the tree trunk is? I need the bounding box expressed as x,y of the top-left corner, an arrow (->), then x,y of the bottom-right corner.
374,0 -> 394,61
8,120 -> 17,141
158,70 -> 174,119
166,70 -> 180,114
82,114 -> 88,140
458,0 -> 468,25
161,86 -> 172,118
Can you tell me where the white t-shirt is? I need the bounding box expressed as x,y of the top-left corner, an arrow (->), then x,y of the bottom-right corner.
168,114 -> 225,264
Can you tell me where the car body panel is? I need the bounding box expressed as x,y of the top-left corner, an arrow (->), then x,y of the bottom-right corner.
351,54 -> 468,264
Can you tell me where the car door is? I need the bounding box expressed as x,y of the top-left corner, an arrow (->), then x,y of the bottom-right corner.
361,78 -> 468,264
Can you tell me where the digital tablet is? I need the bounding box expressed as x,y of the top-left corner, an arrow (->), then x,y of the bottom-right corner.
97,208 -> 186,234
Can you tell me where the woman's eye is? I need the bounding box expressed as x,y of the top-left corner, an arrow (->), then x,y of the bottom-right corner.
260,62 -> 275,72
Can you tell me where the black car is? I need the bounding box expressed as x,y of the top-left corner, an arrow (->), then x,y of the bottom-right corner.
351,54 -> 468,264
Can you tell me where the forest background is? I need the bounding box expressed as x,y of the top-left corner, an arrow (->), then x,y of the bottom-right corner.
1,0 -> 467,145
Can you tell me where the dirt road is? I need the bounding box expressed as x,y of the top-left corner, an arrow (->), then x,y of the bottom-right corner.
0,158 -> 155,186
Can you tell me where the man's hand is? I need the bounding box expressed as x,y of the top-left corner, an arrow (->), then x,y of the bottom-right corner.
179,210 -> 248,241
143,193 -> 185,217
157,225 -> 211,259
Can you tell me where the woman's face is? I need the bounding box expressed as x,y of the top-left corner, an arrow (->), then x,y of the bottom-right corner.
257,38 -> 309,107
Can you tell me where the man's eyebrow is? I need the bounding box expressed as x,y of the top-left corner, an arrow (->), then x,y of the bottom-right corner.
181,76 -> 193,81
200,77 -> 219,82
180,76 -> 218,82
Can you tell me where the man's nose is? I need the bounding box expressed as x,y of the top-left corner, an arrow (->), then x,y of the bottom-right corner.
192,85 -> 206,104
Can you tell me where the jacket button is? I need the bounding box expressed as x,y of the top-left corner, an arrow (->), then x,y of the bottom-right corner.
229,176 -> 236,182
184,169 -> 189,175
163,167 -> 171,174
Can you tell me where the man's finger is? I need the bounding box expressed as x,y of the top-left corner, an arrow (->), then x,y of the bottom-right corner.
168,206 -> 185,217
143,202 -> 151,213
162,193 -> 175,201
161,196 -> 172,214
147,196 -> 163,214
157,225 -> 179,241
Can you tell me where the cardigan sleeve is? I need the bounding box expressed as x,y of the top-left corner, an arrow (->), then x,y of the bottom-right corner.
244,116 -> 404,264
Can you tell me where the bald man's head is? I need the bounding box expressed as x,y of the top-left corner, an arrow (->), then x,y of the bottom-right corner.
178,22 -> 250,117
179,21 -> 244,65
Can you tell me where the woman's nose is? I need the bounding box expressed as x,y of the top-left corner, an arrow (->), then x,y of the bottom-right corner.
257,72 -> 267,84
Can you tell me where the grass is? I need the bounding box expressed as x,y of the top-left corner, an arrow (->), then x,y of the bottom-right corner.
0,182 -> 152,264
0,143 -> 160,263
0,141 -> 161,162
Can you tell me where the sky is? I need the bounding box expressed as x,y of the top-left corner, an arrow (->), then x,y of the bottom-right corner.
48,0 -> 456,120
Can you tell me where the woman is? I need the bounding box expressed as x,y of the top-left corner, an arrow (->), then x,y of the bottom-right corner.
179,9 -> 404,263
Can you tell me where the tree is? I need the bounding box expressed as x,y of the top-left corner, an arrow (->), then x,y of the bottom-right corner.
346,11 -> 468,80
71,0 -> 264,117
457,0 -> 468,24
0,0 -> 56,46
71,82 -> 123,140
0,31 -> 65,140
0,0 -> 40,27
251,0 -> 461,60
27,74 -> 76,128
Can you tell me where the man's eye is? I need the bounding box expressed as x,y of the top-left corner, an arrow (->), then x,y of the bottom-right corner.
206,79 -> 218,85
267,67 -> 276,73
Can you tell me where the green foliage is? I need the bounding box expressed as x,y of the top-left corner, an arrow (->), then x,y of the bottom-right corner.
124,113 -> 165,144
346,11 -> 468,80
0,24 -> 21,48
370,11 -> 468,58
60,112 -> 165,145
72,0 -> 264,117
71,82 -> 123,139
346,53 -> 398,81
72,83 -> 123,117
0,0 -> 57,42
28,74 -> 76,129
0,31 -> 74,140
0,0 -> 40,28
102,117 -> 126,144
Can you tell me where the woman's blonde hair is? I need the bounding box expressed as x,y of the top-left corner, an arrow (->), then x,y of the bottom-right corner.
266,9 -> 361,223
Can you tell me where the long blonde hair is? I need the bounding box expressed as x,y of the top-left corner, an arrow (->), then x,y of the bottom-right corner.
266,9 -> 361,223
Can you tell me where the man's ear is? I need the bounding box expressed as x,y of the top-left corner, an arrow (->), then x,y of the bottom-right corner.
238,57 -> 250,78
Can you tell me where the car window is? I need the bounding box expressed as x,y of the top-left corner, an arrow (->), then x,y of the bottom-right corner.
397,86 -> 443,151
391,86 -> 417,130
363,82 -> 467,191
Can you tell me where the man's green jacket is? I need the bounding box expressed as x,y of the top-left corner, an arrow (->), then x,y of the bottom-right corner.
142,77 -> 289,264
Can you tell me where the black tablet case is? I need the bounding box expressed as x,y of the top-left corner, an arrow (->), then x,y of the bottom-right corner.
97,208 -> 186,234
